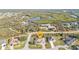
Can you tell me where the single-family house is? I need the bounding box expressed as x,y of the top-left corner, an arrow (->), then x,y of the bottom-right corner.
40,24 -> 56,31
64,35 -> 76,45
10,37 -> 20,45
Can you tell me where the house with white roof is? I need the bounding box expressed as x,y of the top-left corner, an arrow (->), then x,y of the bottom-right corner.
40,24 -> 56,31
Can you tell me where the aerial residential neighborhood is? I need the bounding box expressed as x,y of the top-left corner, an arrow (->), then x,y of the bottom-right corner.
0,9 -> 79,50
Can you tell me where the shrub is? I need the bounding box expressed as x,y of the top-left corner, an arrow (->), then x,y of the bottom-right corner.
45,43 -> 51,49
19,36 -> 27,41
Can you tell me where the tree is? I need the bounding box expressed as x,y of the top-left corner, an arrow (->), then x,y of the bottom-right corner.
71,45 -> 78,50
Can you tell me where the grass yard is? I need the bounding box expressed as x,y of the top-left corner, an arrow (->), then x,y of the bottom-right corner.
29,44 -> 42,49
45,42 -> 51,49
14,41 -> 25,49
14,36 -> 27,49
33,19 -> 54,24
53,40 -> 65,46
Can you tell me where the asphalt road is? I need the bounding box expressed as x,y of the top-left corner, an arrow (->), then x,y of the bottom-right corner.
23,30 -> 79,49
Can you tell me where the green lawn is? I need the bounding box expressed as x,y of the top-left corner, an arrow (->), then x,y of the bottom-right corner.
14,41 -> 25,49
53,40 -> 65,46
29,44 -> 42,49
45,42 -> 51,49
33,19 -> 55,24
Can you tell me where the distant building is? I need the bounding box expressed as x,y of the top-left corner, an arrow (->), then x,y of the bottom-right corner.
62,22 -> 78,28
48,25 -> 56,30
21,21 -> 29,26
62,23 -> 71,28
70,15 -> 78,18
40,24 -> 56,30
40,24 -> 50,27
